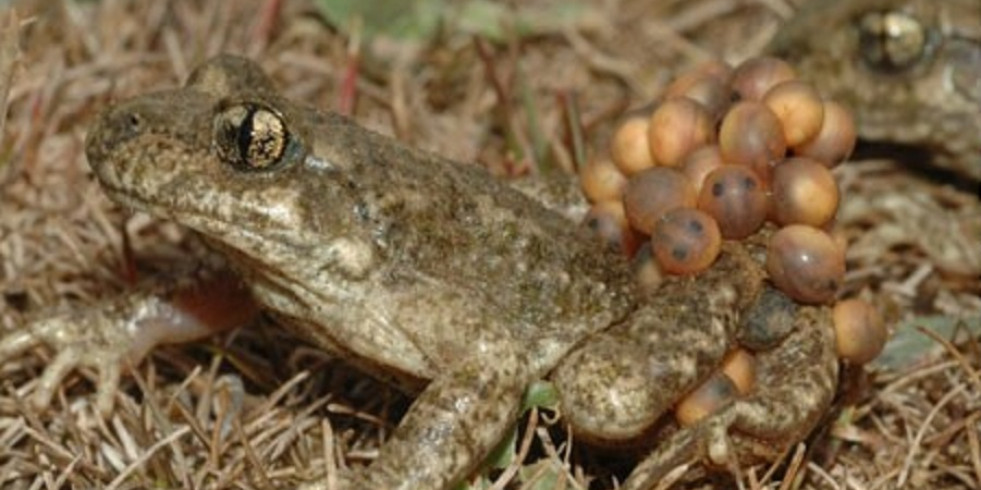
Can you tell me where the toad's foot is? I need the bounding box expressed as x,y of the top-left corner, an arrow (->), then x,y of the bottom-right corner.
0,271 -> 257,415
621,305 -> 839,489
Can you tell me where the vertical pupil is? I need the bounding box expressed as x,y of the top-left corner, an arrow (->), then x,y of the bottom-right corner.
238,108 -> 256,159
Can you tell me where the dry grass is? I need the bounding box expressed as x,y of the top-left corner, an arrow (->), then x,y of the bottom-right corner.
0,0 -> 978,489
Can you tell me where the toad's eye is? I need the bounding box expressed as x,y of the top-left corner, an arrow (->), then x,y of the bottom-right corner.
213,102 -> 288,171
857,10 -> 929,73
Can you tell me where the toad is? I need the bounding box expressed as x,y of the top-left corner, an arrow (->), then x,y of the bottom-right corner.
1,55 -> 838,489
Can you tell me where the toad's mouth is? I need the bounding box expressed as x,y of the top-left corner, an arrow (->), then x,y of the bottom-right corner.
101,178 -> 359,325
98,183 -> 304,259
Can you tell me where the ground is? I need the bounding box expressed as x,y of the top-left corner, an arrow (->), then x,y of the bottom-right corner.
0,1 -> 978,489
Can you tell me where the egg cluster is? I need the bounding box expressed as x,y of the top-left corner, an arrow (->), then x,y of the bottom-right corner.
579,56 -> 886,427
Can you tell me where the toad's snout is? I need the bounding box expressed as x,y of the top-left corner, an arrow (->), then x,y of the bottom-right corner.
85,89 -> 216,194
85,106 -> 144,176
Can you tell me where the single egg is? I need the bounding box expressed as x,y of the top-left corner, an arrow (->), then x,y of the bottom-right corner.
675,372 -> 738,427
622,167 -> 697,234
770,157 -> 840,227
833,299 -> 888,364
648,98 -> 716,167
579,155 -> 628,203
651,207 -> 722,275
720,349 -> 756,395
793,100 -> 857,167
762,80 -> 825,147
697,165 -> 768,239
729,56 -> 798,101
611,115 -> 656,175
664,71 -> 731,119
766,225 -> 845,304
719,101 -> 787,183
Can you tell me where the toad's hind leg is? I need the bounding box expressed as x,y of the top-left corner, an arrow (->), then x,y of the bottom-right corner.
622,306 -> 838,489
552,246 -> 765,445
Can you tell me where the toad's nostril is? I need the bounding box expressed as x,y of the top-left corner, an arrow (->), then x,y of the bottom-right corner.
85,109 -> 144,176
89,109 -> 146,157
127,113 -> 141,130
98,109 -> 146,145
112,110 -> 144,141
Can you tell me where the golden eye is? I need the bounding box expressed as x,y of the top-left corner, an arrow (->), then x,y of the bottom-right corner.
213,102 -> 288,171
858,11 -> 929,72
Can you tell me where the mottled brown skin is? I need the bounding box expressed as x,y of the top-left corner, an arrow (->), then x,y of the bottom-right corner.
6,55 -> 839,489
621,295 -> 839,489
771,0 -> 981,180
553,244 -> 762,445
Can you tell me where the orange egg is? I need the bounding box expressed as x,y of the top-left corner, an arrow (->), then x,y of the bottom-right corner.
793,101 -> 857,167
648,98 -> 716,167
579,156 -> 628,203
833,299 -> 888,364
770,157 -> 840,227
675,372 -> 738,427
697,165 -> 768,239
582,201 -> 643,257
720,349 -> 756,395
762,80 -> 825,147
766,225 -> 845,304
729,56 -> 798,101
651,207 -> 722,275
664,72 -> 731,119
611,115 -> 656,175
680,146 -> 726,194
622,167 -> 697,234
718,101 -> 787,183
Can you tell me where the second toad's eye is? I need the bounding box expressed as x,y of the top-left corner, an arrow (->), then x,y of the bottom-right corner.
857,10 -> 929,73
213,102 -> 288,171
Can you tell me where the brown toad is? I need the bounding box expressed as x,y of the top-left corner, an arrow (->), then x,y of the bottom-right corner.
2,55 -> 838,489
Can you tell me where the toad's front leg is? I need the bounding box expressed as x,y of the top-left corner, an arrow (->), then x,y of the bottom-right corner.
361,345 -> 529,489
299,325 -> 533,490
621,302 -> 838,489
0,270 -> 257,415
